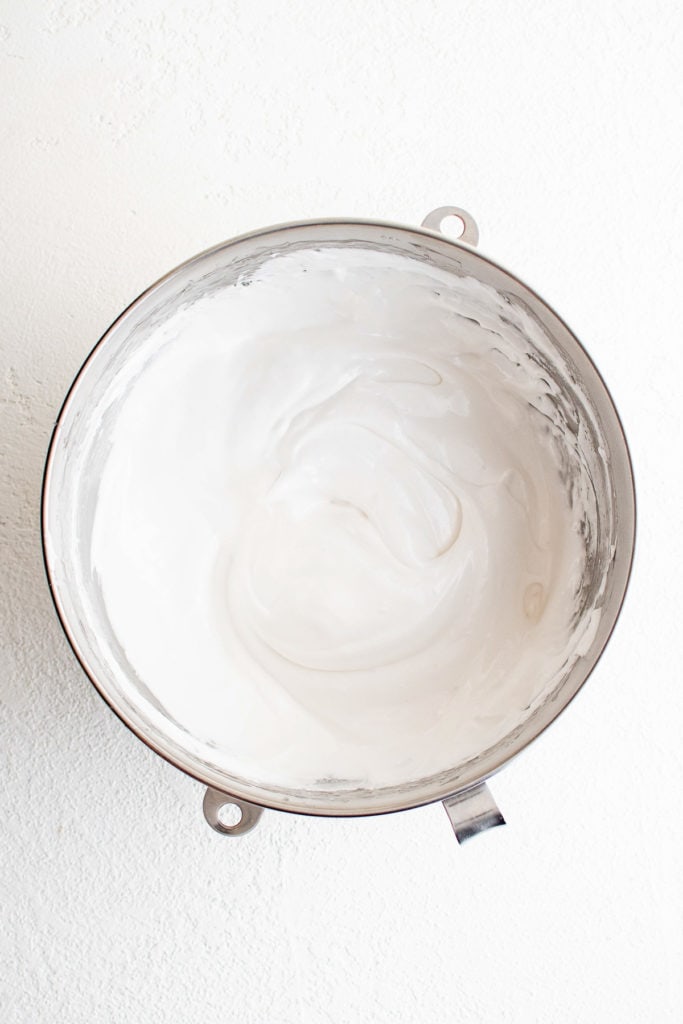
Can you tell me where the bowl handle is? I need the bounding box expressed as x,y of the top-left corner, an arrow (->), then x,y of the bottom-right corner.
203,787 -> 264,836
421,206 -> 479,247
443,783 -> 505,843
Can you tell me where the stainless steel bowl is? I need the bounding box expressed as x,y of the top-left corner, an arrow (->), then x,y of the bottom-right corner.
41,206 -> 635,842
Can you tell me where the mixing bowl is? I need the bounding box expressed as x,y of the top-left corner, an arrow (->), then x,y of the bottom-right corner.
42,206 -> 635,842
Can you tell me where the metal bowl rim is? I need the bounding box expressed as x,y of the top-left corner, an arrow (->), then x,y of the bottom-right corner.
40,214 -> 637,817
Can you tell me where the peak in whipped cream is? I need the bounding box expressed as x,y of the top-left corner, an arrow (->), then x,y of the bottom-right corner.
89,246 -> 601,792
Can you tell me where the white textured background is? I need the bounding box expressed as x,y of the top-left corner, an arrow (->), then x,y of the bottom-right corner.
2,2 -> 682,1021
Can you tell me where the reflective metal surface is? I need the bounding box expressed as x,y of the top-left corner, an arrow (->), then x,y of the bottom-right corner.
421,205 -> 480,246
41,205 -> 636,836
203,788 -> 264,836
443,784 -> 506,844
